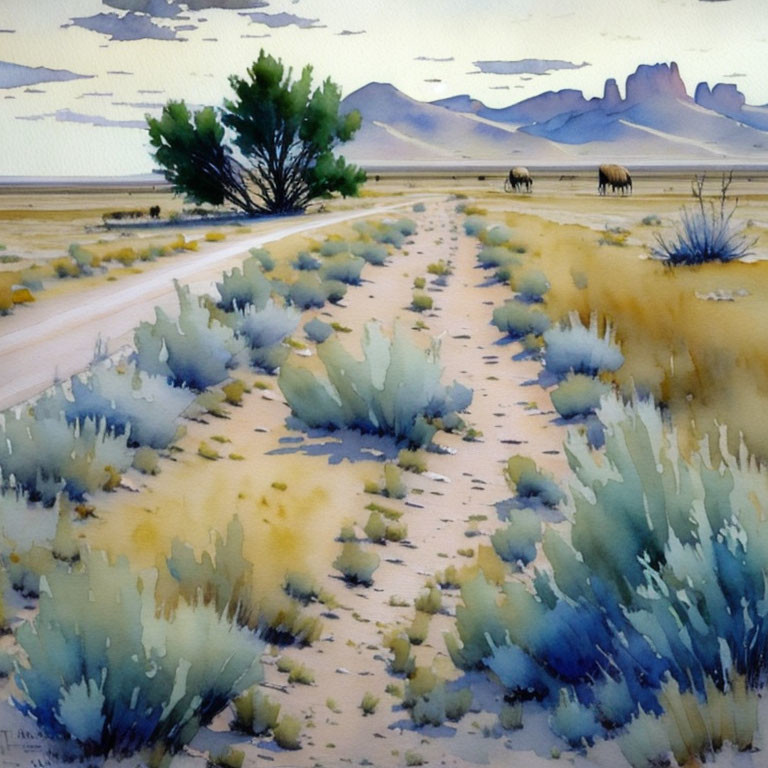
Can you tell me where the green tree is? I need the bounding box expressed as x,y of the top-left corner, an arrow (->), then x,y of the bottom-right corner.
147,51 -> 365,215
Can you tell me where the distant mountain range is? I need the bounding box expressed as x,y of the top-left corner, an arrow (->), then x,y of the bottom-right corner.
340,62 -> 768,167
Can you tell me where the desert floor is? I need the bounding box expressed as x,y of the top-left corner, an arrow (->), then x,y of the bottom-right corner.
2,172 -> 768,767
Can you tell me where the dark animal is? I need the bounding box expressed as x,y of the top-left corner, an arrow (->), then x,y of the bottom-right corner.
598,164 -> 632,195
149,205 -> 161,219
504,167 -> 533,193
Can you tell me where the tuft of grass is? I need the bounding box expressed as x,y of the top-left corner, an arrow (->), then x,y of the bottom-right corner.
360,691 -> 380,715
273,715 -> 302,750
397,449 -> 427,474
198,441 -> 220,460
411,292 -> 434,312
222,378 -> 248,406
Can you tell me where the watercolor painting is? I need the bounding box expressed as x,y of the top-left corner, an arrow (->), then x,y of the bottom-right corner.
2,1 -> 768,766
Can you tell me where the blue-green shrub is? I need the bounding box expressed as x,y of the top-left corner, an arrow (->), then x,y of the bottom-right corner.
482,224 -> 514,245
463,215 -> 489,236
319,239 -> 350,257
278,322 -> 472,447
319,253 -> 365,285
543,312 -> 623,378
550,373 -> 610,419
515,270 -> 550,302
14,551 -> 264,764
304,318 -> 333,343
135,282 -> 242,390
249,247 -> 275,272
449,394 -> 768,764
0,412 -> 132,504
288,273 -> 329,309
294,251 -> 320,271
492,300 -> 550,339
491,509 -> 542,566
504,455 -> 564,508
35,361 -> 193,449
234,299 -> 300,372
351,241 -> 388,265
477,246 -> 522,270
216,256 -> 272,311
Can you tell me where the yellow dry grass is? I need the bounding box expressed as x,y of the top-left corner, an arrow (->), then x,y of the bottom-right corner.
501,209 -> 768,458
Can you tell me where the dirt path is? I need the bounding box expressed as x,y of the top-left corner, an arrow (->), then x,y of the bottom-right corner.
175,196 -> 579,767
0,200 -> 423,411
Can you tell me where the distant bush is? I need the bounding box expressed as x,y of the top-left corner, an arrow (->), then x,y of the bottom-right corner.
288,273 -> 326,308
427,259 -> 452,277
550,373 -> 610,419
135,281 -> 242,389
412,202 -> 426,213
323,279 -> 347,304
515,270 -> 550,302
490,508 -> 542,566
319,239 -> 350,257
543,312 -> 623,378
651,173 -> 755,265
319,253 -> 366,284
293,250 -> 321,271
476,246 -> 521,270
205,231 -> 227,242
250,247 -> 275,272
36,361 -> 193,449
480,224 -> 514,246
304,318 -> 334,343
403,667 -> 473,727
216,255 -> 272,311
333,541 -> 380,586
278,322 -> 473,446
463,215 -> 489,236
504,455 -> 564,508
14,551 -> 264,765
351,241 -> 388,265
491,300 -> 550,339
411,292 -> 433,312
389,217 -> 416,236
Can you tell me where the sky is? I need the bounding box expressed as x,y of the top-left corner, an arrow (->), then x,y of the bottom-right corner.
0,0 -> 766,176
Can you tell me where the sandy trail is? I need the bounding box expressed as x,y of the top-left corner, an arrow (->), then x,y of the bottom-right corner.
0,200 -> 422,411
168,196 -> 581,766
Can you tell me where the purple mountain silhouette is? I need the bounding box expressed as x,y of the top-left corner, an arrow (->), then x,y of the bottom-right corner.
341,63 -> 768,164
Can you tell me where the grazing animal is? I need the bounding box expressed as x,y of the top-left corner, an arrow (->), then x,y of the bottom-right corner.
505,166 -> 533,193
598,164 -> 632,195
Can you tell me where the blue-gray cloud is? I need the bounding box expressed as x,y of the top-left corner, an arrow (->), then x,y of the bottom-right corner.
64,12 -> 182,41
0,60 -> 93,89
16,109 -> 146,129
471,58 -> 589,75
338,29 -> 366,36
103,0 -> 267,14
78,92 -> 114,98
241,11 -> 323,28
0,29 -> 15,34
415,56 -> 454,62
104,0 -> 180,17
241,32 -> 270,38
108,70 -> 134,75
112,100 -> 165,107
